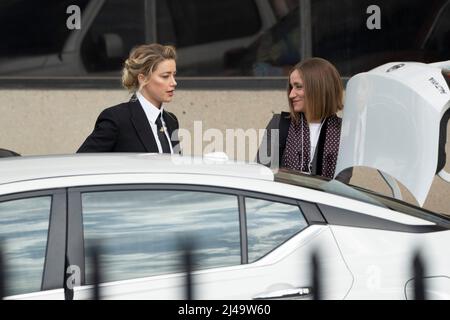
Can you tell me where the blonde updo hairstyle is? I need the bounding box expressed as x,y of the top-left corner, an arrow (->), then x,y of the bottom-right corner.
122,43 -> 177,92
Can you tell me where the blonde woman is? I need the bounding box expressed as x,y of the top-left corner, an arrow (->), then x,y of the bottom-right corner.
258,57 -> 351,181
78,44 -> 179,153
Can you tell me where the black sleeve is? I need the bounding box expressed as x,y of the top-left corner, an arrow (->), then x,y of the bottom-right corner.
77,108 -> 119,153
256,114 -> 280,167
166,111 -> 181,154
167,112 -> 179,130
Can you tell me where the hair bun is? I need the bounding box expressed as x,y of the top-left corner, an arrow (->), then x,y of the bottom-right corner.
121,43 -> 177,92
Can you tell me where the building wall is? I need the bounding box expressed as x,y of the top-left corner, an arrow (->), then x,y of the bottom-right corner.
1,89 -> 449,215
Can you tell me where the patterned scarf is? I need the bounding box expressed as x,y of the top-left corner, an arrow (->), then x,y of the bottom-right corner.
282,113 -> 342,179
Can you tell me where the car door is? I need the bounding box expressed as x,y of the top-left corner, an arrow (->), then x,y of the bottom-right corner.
0,189 -> 67,300
67,184 -> 352,299
67,185 -> 243,299
241,195 -> 353,300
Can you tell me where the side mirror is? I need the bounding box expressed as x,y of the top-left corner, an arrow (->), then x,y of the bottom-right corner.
0,148 -> 20,158
99,33 -> 124,60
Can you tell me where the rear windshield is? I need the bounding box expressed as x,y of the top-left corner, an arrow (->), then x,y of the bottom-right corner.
275,169 -> 450,226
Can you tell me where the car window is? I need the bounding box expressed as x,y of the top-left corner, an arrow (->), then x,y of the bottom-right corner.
157,0 -> 261,48
245,197 -> 308,262
80,0 -> 146,72
81,190 -> 241,284
275,170 -> 450,227
0,197 -> 51,296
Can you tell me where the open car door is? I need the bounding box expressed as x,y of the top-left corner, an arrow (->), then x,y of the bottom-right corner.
335,61 -> 450,206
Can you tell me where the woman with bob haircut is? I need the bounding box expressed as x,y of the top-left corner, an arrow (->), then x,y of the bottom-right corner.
258,57 -> 351,181
78,43 -> 179,153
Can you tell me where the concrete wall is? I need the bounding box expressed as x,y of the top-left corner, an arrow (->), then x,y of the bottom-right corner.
1,89 -> 450,215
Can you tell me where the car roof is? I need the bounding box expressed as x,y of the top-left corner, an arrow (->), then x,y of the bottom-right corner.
0,153 -> 274,185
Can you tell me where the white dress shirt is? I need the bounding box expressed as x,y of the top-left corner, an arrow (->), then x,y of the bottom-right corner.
136,91 -> 173,154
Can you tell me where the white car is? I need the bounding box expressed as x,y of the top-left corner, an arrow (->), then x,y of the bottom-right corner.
0,153 -> 449,300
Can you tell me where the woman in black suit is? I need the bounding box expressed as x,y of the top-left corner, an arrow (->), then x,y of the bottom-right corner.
78,44 -> 179,153
258,57 -> 351,182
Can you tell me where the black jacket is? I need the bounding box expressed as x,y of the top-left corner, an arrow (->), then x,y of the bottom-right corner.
257,112 -> 352,183
77,98 -> 179,153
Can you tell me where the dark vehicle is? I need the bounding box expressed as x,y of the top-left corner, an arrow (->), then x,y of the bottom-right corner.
227,0 -> 450,76
0,0 -> 276,77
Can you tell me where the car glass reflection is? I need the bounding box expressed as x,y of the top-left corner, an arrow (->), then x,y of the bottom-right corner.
246,198 -> 308,262
82,190 -> 241,283
0,197 -> 51,296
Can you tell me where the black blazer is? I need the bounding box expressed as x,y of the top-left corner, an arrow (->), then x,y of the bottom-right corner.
77,98 -> 180,153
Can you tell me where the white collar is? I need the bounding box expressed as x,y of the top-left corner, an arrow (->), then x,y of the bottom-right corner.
309,122 -> 321,128
136,91 -> 164,124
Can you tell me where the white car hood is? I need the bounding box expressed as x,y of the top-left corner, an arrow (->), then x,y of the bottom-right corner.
335,61 -> 450,206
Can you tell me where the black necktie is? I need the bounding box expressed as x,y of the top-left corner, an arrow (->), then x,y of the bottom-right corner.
155,114 -> 171,153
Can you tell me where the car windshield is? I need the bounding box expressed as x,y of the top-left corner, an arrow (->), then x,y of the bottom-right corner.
0,0 -> 90,56
275,169 -> 450,226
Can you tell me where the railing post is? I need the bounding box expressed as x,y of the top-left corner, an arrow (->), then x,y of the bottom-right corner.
181,237 -> 194,300
311,251 -> 321,300
91,243 -> 102,300
0,241 -> 4,299
413,252 -> 426,300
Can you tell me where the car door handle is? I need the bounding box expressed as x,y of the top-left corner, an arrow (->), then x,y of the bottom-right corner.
253,287 -> 313,300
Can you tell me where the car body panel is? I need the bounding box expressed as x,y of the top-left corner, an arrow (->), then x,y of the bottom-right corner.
70,226 -> 352,300
330,225 -> 450,299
